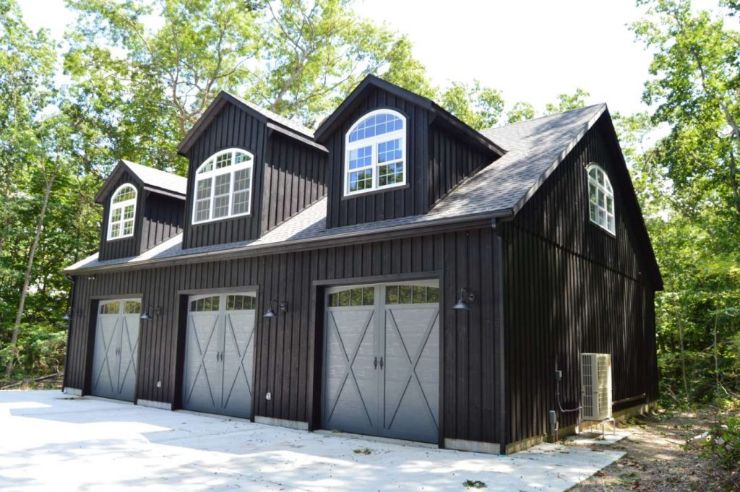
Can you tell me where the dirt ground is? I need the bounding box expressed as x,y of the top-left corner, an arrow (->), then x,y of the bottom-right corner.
571,409 -> 738,492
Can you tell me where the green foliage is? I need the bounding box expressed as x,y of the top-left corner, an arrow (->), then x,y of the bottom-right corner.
544,88 -> 591,114
701,415 -> 740,470
440,81 -> 504,130
462,479 -> 487,489
506,101 -> 536,124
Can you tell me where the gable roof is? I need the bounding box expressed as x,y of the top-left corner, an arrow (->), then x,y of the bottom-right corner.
94,160 -> 187,203
72,101 -> 662,288
313,75 -> 505,156
177,91 -> 327,155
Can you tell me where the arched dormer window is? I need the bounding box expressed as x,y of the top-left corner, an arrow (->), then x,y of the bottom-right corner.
108,184 -> 137,240
587,164 -> 615,234
344,109 -> 406,196
193,149 -> 254,224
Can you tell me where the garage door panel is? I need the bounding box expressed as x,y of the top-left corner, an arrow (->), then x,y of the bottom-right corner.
182,293 -> 255,418
323,281 -> 440,444
183,311 -> 222,412
323,306 -> 378,433
91,299 -> 140,402
221,308 -> 255,418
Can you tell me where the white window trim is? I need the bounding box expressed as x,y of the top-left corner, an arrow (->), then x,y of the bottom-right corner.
344,109 -> 407,197
587,163 -> 616,235
107,184 -> 137,241
192,148 -> 254,225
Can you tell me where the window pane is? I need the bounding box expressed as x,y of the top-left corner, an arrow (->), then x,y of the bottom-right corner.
123,219 -> 134,235
214,173 -> 230,195
377,139 -> 402,164
350,288 -> 362,306
386,285 -> 399,304
348,146 -> 372,170
195,199 -> 211,222
113,186 -> 135,203
349,169 -> 373,192
111,223 -> 121,238
216,152 -> 231,169
338,290 -> 350,306
233,168 -> 251,192
232,190 -> 250,215
362,287 -> 374,306
123,205 -> 134,219
198,159 -> 214,174
124,301 -> 141,314
427,287 -> 439,303
349,112 -> 403,142
329,293 -> 338,307
235,152 -> 251,164
378,162 -> 404,187
196,178 -> 212,199
412,285 -> 426,303
111,208 -> 122,222
99,301 -> 120,314
399,285 -> 412,304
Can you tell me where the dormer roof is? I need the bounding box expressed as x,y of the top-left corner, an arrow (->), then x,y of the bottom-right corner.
94,160 -> 187,203
177,91 -> 327,155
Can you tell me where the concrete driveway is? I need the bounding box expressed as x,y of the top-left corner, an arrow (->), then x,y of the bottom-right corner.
0,391 -> 623,491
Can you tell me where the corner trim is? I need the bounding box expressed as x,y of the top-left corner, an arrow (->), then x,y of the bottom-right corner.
444,438 -> 501,455
63,387 -> 82,396
136,399 -> 173,410
254,415 -> 309,430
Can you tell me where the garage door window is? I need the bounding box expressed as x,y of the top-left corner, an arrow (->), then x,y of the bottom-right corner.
99,301 -> 120,314
226,294 -> 256,310
123,300 -> 141,313
190,295 -> 220,312
328,286 -> 374,307
385,284 -> 439,304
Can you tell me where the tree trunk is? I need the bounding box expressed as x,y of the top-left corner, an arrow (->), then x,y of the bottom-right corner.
677,314 -> 689,402
4,170 -> 57,380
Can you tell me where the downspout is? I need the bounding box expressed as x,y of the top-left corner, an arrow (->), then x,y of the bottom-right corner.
62,274 -> 76,392
491,218 -> 508,454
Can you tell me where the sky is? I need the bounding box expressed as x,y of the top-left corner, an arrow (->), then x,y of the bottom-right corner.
14,0 -> 722,117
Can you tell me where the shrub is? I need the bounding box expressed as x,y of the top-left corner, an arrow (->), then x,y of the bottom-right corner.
701,415 -> 740,471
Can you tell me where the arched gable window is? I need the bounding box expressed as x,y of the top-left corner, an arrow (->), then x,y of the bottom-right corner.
193,149 -> 254,224
108,184 -> 137,240
587,164 -> 615,234
344,109 -> 406,196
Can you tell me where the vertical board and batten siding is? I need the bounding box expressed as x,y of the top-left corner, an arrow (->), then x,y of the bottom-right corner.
323,86 -> 431,228
182,104 -> 267,248
98,173 -> 145,261
261,133 -> 327,232
140,193 -> 184,251
501,117 -> 659,446
64,227 -> 502,445
428,124 -> 495,206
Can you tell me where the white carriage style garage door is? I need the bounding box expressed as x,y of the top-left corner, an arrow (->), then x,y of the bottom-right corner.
322,280 -> 440,443
182,292 -> 257,418
91,298 -> 141,402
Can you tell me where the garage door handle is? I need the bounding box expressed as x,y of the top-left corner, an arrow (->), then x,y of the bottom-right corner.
379,357 -> 384,370
373,357 -> 377,369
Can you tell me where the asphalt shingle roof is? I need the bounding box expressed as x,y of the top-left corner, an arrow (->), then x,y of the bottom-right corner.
121,160 -> 188,196
67,104 -> 607,273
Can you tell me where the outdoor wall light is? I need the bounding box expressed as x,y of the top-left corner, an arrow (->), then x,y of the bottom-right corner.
452,288 -> 476,311
140,306 -> 161,321
87,275 -> 96,281
263,300 -> 289,319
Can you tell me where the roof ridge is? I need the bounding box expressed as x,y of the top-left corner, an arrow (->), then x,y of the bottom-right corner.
484,103 -> 606,132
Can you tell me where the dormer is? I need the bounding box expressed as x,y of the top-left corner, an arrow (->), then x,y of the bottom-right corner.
95,160 -> 186,261
314,75 -> 504,228
177,92 -> 328,249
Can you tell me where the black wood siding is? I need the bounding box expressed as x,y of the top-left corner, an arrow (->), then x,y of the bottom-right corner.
429,124 -> 494,205
182,104 -> 267,248
501,118 -> 659,446
324,86 -> 432,228
98,173 -> 144,261
261,133 -> 327,232
65,226 -> 503,445
140,193 -> 184,251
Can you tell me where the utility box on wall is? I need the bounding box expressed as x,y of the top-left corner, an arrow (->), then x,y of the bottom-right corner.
581,353 -> 612,421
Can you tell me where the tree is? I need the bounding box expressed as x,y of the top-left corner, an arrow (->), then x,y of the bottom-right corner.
63,0 -> 433,175
544,88 -> 591,114
507,101 -> 536,124
439,80 -> 504,130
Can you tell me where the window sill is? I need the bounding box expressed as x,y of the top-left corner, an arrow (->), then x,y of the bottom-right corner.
192,212 -> 252,226
341,183 -> 409,200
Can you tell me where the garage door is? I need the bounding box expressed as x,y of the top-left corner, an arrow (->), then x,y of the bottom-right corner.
182,293 -> 256,418
322,280 -> 440,443
91,299 -> 141,402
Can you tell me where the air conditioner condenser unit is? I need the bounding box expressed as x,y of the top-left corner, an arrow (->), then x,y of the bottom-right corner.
580,353 -> 612,421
